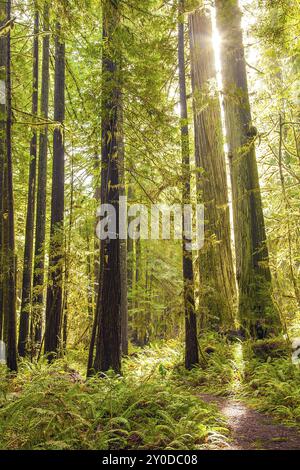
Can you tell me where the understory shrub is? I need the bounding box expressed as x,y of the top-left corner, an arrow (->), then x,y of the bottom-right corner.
0,342 -> 228,450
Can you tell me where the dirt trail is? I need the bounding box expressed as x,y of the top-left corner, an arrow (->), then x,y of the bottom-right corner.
200,393 -> 300,450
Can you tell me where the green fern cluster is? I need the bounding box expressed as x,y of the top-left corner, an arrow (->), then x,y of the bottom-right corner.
242,356 -> 300,426
174,334 -> 237,396
0,341 -> 228,450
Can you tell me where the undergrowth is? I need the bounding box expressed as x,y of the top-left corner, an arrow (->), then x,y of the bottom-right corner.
183,333 -> 300,429
0,341 -> 228,450
174,333 -> 238,396
171,333 -> 300,429
241,354 -> 300,427
2,334 -> 300,450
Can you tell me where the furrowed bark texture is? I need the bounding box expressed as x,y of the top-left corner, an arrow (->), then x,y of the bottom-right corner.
32,3 -> 50,345
1,0 -> 17,371
44,23 -> 65,360
126,185 -> 134,326
178,0 -> 199,369
189,8 -> 236,329
215,0 -> 280,337
118,99 -> 128,356
93,0 -> 121,374
18,9 -> 39,356
0,2 -> 5,341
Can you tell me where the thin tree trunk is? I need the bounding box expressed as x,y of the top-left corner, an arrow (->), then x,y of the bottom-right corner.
189,7 -> 236,330
143,253 -> 152,345
93,151 -> 100,312
0,208 -> 3,340
86,263 -> 102,376
119,99 -> 128,356
18,9 -> 39,357
131,230 -> 141,345
127,186 -> 134,307
32,2 -> 50,346
178,0 -> 199,369
87,159 -> 104,377
126,185 -> 134,343
44,22 -> 65,361
92,0 -> 121,374
62,148 -> 74,354
215,0 -> 280,338
1,0 -> 17,371
85,224 -> 94,320
0,20 -> 4,341
0,2 -> 6,342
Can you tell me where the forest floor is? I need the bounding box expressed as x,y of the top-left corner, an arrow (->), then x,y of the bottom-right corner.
1,338 -> 300,450
199,393 -> 300,450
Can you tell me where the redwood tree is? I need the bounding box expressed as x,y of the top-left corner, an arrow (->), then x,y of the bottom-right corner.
18,9 -> 39,357
189,6 -> 236,330
118,100 -> 128,356
32,2 -> 50,345
44,22 -> 65,360
178,0 -> 199,369
215,0 -> 280,337
0,5 -> 4,342
0,0 -> 17,371
92,0 -> 122,374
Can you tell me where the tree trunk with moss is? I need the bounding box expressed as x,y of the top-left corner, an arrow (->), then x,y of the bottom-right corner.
118,99 -> 128,356
178,0 -> 199,369
189,6 -> 236,330
32,2 -> 50,345
0,29 -> 3,341
18,9 -> 39,357
44,22 -> 65,360
1,0 -> 17,371
127,185 -> 134,338
0,2 -> 7,344
92,0 -> 122,374
215,0 -> 280,338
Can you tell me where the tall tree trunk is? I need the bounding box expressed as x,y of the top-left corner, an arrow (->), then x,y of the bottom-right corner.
87,252 -> 103,376
178,0 -> 199,369
118,99 -> 128,356
62,149 -> 74,354
131,230 -> 141,345
0,50 -> 3,341
0,2 -> 6,342
32,2 -> 50,345
44,22 -> 65,361
0,191 -> 3,340
93,151 -> 100,312
87,159 -> 104,376
1,0 -> 17,371
127,185 -> 134,311
143,252 -> 152,345
189,7 -> 236,330
86,227 -> 94,320
86,152 -> 101,375
18,9 -> 39,357
92,0 -> 121,374
126,186 -> 134,345
215,0 -> 280,337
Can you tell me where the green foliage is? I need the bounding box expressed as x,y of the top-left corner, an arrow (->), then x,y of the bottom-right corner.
0,342 -> 228,450
2,0 -> 300,449
242,356 -> 300,426
245,337 -> 290,361
174,334 -> 300,429
174,334 -> 237,396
